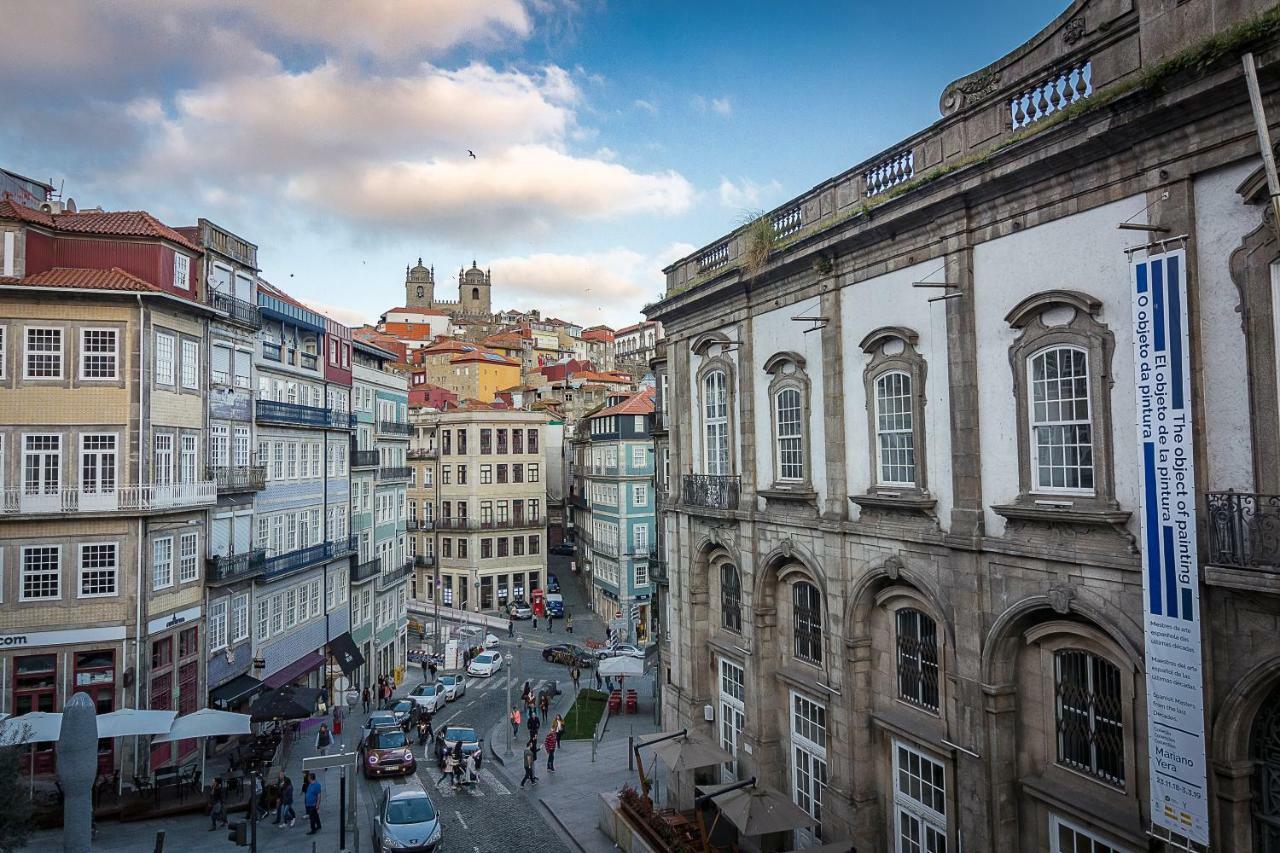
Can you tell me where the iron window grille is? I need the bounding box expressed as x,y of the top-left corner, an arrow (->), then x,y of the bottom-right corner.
721,564 -> 742,633
896,608 -> 939,711
793,582 -> 823,664
1054,649 -> 1124,786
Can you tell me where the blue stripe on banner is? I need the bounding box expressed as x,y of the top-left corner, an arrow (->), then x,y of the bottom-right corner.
1163,525 -> 1179,620
1136,259 -> 1148,294
1168,254 -> 1184,410
1144,442 -> 1162,616
1153,258 -> 1166,353
1182,587 -> 1193,623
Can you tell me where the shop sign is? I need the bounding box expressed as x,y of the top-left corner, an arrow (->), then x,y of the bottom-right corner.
147,604 -> 202,636
0,626 -> 126,649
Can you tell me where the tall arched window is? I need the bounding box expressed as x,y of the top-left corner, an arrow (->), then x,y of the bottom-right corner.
1251,683 -> 1280,849
472,287 -> 480,300
895,608 -> 938,711
1029,346 -> 1094,493
775,388 -> 804,481
792,581 -> 822,664
703,370 -> 729,475
720,564 -> 742,633
1054,648 -> 1124,786
875,371 -> 916,486
416,286 -> 424,298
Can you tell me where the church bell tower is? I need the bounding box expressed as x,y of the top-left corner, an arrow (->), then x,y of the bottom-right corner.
405,258 -> 434,307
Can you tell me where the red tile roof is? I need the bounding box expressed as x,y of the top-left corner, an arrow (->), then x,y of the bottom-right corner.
0,199 -> 202,253
0,198 -> 55,226
0,266 -> 161,293
382,306 -> 450,315
570,370 -> 633,384
595,388 -> 655,417
450,351 -> 520,366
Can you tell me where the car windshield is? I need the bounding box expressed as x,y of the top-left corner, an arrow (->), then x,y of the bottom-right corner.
394,701 -> 412,712
445,726 -> 477,743
474,654 -> 493,664
386,796 -> 435,825
374,730 -> 407,749
415,685 -> 436,696
439,676 -> 455,685
369,714 -> 395,726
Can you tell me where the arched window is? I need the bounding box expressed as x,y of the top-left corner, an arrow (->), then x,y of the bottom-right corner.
875,371 -> 915,486
775,388 -> 804,481
1029,346 -> 1094,493
720,564 -> 741,633
472,287 -> 480,300
416,286 -> 424,298
1054,648 -> 1124,785
895,608 -> 938,711
1250,684 -> 1280,849
703,370 -> 729,475
792,581 -> 822,664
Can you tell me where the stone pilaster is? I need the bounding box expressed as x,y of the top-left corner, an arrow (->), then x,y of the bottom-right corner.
819,285 -> 848,520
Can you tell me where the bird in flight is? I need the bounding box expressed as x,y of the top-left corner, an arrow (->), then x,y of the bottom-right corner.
467,150 -> 477,159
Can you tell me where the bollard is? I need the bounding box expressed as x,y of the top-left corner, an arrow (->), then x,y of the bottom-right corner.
153,830 -> 165,852
628,736 -> 633,771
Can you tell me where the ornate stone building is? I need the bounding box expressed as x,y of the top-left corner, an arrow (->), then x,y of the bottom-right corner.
648,1 -> 1280,851
403,258 -> 493,320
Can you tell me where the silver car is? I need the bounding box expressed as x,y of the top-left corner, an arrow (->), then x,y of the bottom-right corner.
372,780 -> 442,852
437,674 -> 465,701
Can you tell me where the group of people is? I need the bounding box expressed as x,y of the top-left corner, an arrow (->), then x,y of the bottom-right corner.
206,770 -> 324,836
512,689 -> 566,788
361,674 -> 399,712
434,737 -> 482,789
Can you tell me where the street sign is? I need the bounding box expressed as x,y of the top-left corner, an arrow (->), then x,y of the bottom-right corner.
302,750 -> 358,771
614,609 -> 622,619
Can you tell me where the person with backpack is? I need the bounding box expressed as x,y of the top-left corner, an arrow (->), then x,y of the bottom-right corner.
315,723 -> 333,762
544,730 -> 559,772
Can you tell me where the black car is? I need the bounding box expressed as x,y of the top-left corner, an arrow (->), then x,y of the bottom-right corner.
546,574 -> 561,593
549,542 -> 576,556
541,643 -> 594,668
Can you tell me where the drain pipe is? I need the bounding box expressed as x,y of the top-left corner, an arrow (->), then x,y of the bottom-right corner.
134,294 -> 147,780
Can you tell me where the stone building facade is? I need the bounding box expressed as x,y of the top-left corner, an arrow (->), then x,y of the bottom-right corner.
648,2 -> 1280,851
402,258 -> 493,319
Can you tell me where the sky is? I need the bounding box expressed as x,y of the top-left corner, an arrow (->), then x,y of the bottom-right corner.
0,0 -> 1065,330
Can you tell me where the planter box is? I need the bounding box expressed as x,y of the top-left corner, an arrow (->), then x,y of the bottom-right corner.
599,791 -> 663,853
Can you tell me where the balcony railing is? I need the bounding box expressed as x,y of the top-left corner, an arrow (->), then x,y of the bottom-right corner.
1206,491 -> 1280,570
682,474 -> 740,511
414,554 -> 437,569
261,536 -> 358,582
651,411 -> 668,434
256,399 -> 355,429
209,465 -> 266,493
569,493 -> 589,510
408,448 -> 438,460
351,557 -> 382,584
378,559 -> 415,590
649,550 -> 668,584
207,549 -> 267,585
378,420 -> 413,436
436,517 -> 475,531
209,290 -> 262,328
407,517 -> 434,531
1,482 -> 217,515
479,515 -> 543,531
377,466 -> 412,481
350,448 -> 380,468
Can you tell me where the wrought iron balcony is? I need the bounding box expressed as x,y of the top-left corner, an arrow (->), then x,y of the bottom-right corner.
408,448 -> 438,460
414,554 -> 437,569
569,492 -> 589,510
351,556 -> 382,584
256,399 -> 355,429
407,517 -> 434,531
378,420 -> 413,436
208,290 -> 262,328
377,466 -> 412,481
682,474 -> 740,511
1,482 -> 217,515
206,549 -> 267,584
1206,491 -> 1280,570
478,514 -> 543,531
261,536 -> 358,582
209,465 -> 267,493
651,411 -> 668,434
436,517 -> 476,531
350,448 -> 380,468
648,549 -> 668,584
378,558 -> 415,590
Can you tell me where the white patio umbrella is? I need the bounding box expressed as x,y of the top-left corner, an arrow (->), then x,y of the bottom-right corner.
97,709 -> 176,738
598,656 -> 645,677
152,708 -> 253,789
0,712 -> 63,799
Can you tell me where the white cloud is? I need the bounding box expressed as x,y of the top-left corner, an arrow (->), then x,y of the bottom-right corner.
711,97 -> 732,116
304,301 -> 372,329
691,94 -> 732,117
633,99 -> 658,114
717,177 -> 783,209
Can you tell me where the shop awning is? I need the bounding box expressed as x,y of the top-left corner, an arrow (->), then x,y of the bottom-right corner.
327,632 -> 365,675
263,651 -> 325,688
209,673 -> 265,708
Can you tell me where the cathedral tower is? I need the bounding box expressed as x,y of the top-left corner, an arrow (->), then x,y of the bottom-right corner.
457,260 -> 492,317
405,258 -> 434,307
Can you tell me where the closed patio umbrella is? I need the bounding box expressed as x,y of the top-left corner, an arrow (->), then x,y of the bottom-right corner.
153,708 -> 252,790
0,712 -> 64,799
643,731 -> 733,773
702,778 -> 817,837
96,709 -> 176,738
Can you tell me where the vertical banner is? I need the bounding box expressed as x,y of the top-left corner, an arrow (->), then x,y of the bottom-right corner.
1130,248 -> 1210,846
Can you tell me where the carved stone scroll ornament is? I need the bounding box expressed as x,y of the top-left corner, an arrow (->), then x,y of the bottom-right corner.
940,70 -> 1002,115
1047,583 -> 1075,615
1062,15 -> 1086,45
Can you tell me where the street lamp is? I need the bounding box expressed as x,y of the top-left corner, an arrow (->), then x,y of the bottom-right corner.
504,635 -> 524,758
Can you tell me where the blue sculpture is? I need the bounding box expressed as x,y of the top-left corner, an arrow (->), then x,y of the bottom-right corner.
57,692 -> 96,852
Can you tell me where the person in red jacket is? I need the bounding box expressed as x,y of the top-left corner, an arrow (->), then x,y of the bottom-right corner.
544,729 -> 558,772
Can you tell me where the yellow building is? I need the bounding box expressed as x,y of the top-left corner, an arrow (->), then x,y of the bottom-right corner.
414,343 -> 520,404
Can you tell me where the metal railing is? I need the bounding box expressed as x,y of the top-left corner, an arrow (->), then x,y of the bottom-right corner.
377,420 -> 413,436
350,448 -> 380,468
208,290 -> 262,328
1206,491 -> 1280,570
377,466 -> 412,481
207,549 -> 267,584
414,554 -> 436,569
436,517 -> 475,531
256,399 -> 355,429
408,448 -> 438,460
407,518 -> 434,531
351,557 -> 382,583
209,465 -> 267,493
261,536 -> 358,581
681,474 -> 740,510
478,515 -> 543,531
648,549 -> 668,584
1,482 -> 217,515
377,558 -> 415,590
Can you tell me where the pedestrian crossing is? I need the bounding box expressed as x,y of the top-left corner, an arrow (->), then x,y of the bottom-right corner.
427,767 -> 512,797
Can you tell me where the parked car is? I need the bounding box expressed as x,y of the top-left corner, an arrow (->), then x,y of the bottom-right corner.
481,632 -> 501,649
454,625 -> 484,646
508,600 -> 533,619
549,542 -> 575,556
390,699 -> 415,725
406,682 -> 447,714
545,592 -> 564,617
467,651 -> 503,677
371,779 -> 442,852
546,573 -> 561,592
438,674 -> 465,701
542,643 -> 595,668
360,726 -> 416,779
361,711 -> 398,740
597,643 -> 646,660
442,724 -> 482,757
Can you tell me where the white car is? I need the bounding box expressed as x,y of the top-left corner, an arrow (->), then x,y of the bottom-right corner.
438,674 -> 466,701
467,651 -> 503,677
598,643 -> 646,660
406,682 -> 446,713
482,633 -> 501,649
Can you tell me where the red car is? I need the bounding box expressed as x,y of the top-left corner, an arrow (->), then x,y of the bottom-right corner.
361,726 -> 417,779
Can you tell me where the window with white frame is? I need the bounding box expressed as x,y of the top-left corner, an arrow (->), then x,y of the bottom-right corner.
153,536 -> 174,589
23,434 -> 60,495
21,545 -> 60,600
24,327 -> 63,379
632,483 -> 647,506
209,599 -> 228,651
80,328 -> 118,380
1049,814 -> 1131,853
875,371 -> 916,486
180,435 -> 198,484
173,252 -> 190,289
231,593 -> 249,643
285,587 -> 298,628
0,326 -> 6,379
632,446 -> 646,468
632,524 -> 648,554
181,339 -> 199,389
703,369 -> 730,475
155,331 -> 175,385
179,532 -> 199,583
719,658 -> 745,781
154,434 -> 173,486
271,595 -> 283,635
893,740 -> 948,853
78,542 -> 118,597
790,692 -> 828,843
1029,346 -> 1094,493
234,428 -> 250,467
775,387 -> 804,481
256,598 -> 270,642
210,425 -> 230,468
81,434 -> 117,495
212,344 -> 232,385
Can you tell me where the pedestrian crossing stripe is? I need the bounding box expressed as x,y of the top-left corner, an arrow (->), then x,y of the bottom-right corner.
430,768 -> 510,797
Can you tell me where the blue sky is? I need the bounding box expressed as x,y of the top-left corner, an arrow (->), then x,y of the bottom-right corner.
0,0 -> 1064,328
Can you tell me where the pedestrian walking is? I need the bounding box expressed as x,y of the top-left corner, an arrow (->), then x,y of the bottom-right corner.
532,614 -> 538,630
553,714 -> 565,735
566,614 -> 574,635
544,730 -> 558,772
207,777 -> 227,830
451,742 -> 465,787
434,732 -> 447,769
441,751 -> 457,786
422,659 -> 430,681
539,691 -> 550,720
594,668 -> 603,690
510,706 -> 522,738
252,773 -> 269,820
361,687 -> 371,715
528,711 -> 540,738
508,618 -> 515,638
527,734 -> 540,761
332,704 -> 343,741
304,772 -> 322,835
547,613 -> 554,632
315,723 -> 333,762
570,666 -> 581,692
272,771 -> 287,824
429,660 -> 438,680
279,775 -> 296,828
519,742 -> 538,787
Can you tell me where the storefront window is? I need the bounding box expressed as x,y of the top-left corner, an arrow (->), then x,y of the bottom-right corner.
15,654 -> 57,774
74,650 -> 116,772
151,638 -> 172,669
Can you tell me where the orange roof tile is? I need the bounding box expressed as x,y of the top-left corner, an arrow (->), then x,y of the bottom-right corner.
0,266 -> 161,293
450,351 -> 520,367
0,199 -> 205,253
0,198 -> 55,226
595,388 -> 655,418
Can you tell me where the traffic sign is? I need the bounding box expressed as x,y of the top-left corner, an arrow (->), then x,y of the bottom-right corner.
614,609 -> 623,619
302,750 -> 357,771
